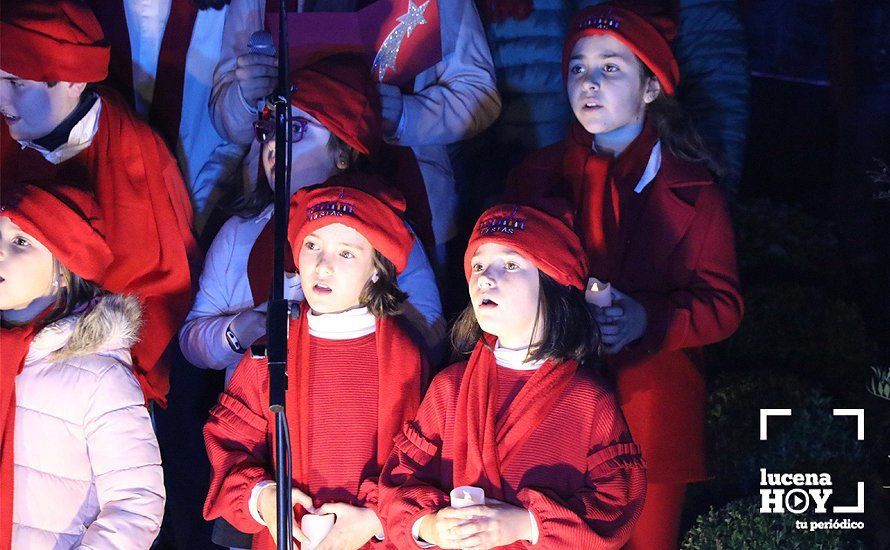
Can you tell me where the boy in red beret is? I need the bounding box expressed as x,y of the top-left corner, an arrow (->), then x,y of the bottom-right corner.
0,0 -> 198,406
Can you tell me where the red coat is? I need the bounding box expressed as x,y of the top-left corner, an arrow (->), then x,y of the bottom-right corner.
1,89 -> 197,405
507,141 -> 743,483
379,359 -> 647,549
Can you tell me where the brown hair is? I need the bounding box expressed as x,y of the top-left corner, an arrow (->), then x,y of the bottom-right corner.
450,271 -> 600,366
232,134 -> 365,219
640,65 -> 724,178
359,250 -> 408,317
41,260 -> 102,326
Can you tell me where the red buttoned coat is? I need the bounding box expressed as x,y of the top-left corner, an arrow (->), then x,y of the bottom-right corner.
508,141 -> 743,483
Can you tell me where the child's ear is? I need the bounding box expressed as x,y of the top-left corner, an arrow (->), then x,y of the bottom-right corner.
65,81 -> 87,100
371,271 -> 379,284
336,151 -> 349,171
643,77 -> 661,104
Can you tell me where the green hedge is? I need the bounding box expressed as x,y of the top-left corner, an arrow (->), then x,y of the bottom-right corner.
705,284 -> 879,386
682,498 -> 865,549
706,372 -> 865,497
732,198 -> 845,288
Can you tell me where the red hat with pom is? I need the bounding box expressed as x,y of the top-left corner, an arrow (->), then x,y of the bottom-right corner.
0,0 -> 109,83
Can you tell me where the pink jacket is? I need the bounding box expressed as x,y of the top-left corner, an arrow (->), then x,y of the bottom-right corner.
12,295 -> 165,549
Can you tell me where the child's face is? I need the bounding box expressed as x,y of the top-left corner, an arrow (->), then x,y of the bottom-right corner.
566,34 -> 656,136
262,106 -> 339,195
468,243 -> 542,349
298,222 -> 377,314
0,69 -> 84,142
0,216 -> 56,311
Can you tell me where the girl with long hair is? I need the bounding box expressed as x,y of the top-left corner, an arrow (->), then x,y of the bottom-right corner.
380,202 -> 646,549
506,4 -> 744,547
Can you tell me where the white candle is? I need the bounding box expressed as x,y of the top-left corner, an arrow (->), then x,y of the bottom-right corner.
450,486 -> 485,508
301,513 -> 335,550
585,277 -> 613,308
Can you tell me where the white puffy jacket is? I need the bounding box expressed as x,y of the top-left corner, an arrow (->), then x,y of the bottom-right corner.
12,294 -> 165,549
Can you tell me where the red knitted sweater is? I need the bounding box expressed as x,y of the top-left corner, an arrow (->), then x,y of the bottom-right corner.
203,312 -> 424,550
380,360 -> 648,549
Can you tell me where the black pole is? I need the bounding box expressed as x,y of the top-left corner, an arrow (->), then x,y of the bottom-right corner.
269,1 -> 294,548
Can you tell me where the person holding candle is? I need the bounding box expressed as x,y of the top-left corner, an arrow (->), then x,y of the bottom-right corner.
379,202 -> 647,549
505,4 -> 744,547
202,175 -> 428,550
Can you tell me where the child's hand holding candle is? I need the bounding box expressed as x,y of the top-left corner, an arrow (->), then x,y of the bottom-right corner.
586,277 -> 613,308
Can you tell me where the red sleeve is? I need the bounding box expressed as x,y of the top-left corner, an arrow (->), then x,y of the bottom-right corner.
378,372 -> 456,546
627,185 -> 744,360
202,354 -> 273,534
516,391 -> 647,549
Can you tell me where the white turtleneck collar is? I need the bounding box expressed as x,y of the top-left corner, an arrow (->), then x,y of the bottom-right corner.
493,340 -> 545,371
307,306 -> 376,340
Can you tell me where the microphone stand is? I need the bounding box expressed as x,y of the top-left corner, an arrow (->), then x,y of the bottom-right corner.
268,1 -> 294,548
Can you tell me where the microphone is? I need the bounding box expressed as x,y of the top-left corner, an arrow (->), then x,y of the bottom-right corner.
248,30 -> 276,57
247,30 -> 276,113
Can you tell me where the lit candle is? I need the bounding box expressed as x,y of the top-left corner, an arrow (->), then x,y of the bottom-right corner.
450,486 -> 485,508
585,277 -> 613,308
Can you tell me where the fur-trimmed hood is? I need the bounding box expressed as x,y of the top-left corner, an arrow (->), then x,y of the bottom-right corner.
27,294 -> 142,363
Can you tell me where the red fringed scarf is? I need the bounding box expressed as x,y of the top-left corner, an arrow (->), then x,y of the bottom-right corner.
452,334 -> 578,500
0,321 -> 43,549
561,120 -> 658,281
281,302 -> 424,501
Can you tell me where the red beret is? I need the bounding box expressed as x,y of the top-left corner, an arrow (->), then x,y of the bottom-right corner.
290,55 -> 382,157
1,184 -> 112,283
564,3 -> 679,96
288,173 -> 413,273
465,202 -> 588,291
0,0 -> 109,83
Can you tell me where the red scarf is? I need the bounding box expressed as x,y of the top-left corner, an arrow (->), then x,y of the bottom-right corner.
1,90 -> 197,406
88,0 -> 199,149
247,220 -> 296,307
0,321 -> 43,549
281,302 -> 424,501
452,335 -> 578,500
562,120 -> 658,281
